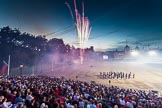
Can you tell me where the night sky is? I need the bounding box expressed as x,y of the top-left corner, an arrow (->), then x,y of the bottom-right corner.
0,0 -> 162,51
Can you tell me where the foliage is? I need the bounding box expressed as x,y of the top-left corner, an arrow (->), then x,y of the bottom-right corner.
0,26 -> 94,70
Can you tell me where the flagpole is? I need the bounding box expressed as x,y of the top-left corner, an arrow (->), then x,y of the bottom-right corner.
7,55 -> 10,76
52,61 -> 53,72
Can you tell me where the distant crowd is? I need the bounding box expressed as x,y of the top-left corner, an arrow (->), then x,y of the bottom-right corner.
99,72 -> 135,80
0,75 -> 161,108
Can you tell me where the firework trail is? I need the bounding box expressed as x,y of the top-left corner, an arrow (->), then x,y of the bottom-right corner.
66,0 -> 92,64
65,2 -> 74,20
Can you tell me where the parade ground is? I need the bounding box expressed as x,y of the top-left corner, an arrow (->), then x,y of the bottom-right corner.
43,60 -> 162,93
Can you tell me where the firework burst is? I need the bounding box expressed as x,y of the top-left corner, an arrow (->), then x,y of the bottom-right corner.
66,0 -> 92,64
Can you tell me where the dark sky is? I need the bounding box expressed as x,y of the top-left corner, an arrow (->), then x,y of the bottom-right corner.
0,0 -> 162,50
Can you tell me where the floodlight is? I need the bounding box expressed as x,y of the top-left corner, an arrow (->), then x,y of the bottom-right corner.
103,55 -> 108,60
148,51 -> 157,56
131,51 -> 139,56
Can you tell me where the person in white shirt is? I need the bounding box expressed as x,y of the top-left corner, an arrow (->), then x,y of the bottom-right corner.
119,98 -> 126,106
126,101 -> 134,108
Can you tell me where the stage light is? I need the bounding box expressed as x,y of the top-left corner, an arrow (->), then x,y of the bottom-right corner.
131,51 -> 139,56
103,55 -> 108,60
148,51 -> 157,56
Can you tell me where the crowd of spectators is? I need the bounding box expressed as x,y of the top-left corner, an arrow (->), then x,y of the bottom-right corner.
0,75 -> 161,108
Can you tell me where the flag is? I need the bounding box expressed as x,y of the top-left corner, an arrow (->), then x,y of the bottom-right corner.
1,64 -> 7,75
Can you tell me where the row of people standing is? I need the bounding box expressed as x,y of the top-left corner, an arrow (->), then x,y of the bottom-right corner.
99,71 -> 135,79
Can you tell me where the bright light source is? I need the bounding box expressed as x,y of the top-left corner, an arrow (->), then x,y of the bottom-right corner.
148,51 -> 157,56
131,51 -> 139,56
103,55 -> 108,60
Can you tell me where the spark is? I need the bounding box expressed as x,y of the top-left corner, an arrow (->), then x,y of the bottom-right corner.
66,0 -> 92,64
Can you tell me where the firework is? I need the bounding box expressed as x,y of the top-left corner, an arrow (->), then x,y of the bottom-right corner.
66,0 -> 92,64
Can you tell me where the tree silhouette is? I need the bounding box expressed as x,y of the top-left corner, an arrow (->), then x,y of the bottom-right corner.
0,26 -> 95,72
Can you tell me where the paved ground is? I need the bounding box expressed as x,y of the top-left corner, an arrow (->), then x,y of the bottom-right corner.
42,60 -> 162,93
